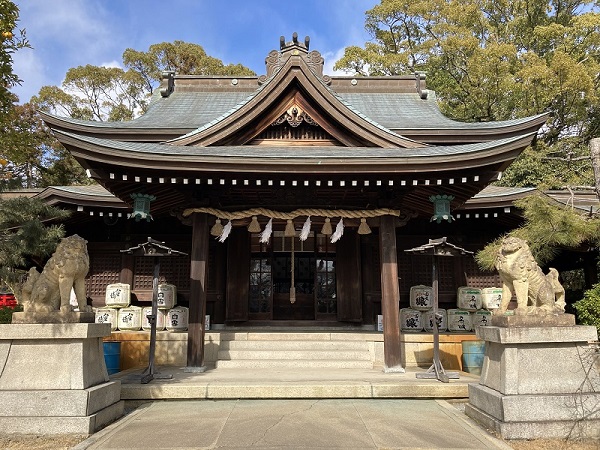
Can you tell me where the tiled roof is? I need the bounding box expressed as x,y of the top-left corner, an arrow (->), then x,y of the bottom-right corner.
42,90 -> 545,134
472,185 -> 536,198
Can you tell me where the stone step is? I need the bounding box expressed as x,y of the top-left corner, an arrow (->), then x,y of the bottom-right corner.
220,340 -> 369,351
215,359 -> 374,369
218,332 -> 381,342
217,350 -> 372,361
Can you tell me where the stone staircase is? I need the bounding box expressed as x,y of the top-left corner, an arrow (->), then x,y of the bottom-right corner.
215,332 -> 375,369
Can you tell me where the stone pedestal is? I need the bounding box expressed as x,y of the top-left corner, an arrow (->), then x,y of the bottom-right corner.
465,324 -> 600,440
0,323 -> 124,435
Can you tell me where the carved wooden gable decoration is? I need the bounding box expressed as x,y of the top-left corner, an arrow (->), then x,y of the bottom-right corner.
169,34 -> 425,150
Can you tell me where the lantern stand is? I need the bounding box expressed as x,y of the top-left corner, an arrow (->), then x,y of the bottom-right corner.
404,237 -> 473,383
121,237 -> 187,384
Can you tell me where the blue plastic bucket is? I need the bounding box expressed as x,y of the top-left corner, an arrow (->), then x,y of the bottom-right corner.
103,342 -> 121,375
461,340 -> 485,375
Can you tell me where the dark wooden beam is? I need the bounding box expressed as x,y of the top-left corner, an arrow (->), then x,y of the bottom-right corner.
379,215 -> 404,372
185,212 -> 209,371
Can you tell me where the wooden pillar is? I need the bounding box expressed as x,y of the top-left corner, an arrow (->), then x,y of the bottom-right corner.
185,212 -> 209,371
379,215 -> 404,372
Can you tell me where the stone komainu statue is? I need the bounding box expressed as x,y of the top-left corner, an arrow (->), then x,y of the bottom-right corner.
494,236 -> 566,315
21,235 -> 91,314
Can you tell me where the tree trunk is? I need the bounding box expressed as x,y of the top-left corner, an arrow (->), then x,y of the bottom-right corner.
590,138 -> 600,202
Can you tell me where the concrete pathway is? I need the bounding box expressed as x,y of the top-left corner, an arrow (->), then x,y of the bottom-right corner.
75,399 -> 511,449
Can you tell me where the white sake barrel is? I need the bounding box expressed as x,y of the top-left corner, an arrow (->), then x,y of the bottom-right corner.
481,287 -> 502,310
424,309 -> 447,332
95,307 -> 118,331
456,287 -> 482,311
141,307 -> 166,331
409,285 -> 434,311
117,306 -> 142,331
157,284 -> 177,309
472,310 -> 492,328
400,308 -> 423,333
447,309 -> 473,332
105,283 -> 131,308
166,306 -> 189,332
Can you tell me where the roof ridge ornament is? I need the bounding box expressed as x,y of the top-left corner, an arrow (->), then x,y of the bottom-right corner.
260,32 -> 330,85
160,71 -> 175,98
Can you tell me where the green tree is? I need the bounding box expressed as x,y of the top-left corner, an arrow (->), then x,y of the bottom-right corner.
122,40 -> 256,95
336,0 -> 600,187
0,103 -> 88,188
475,194 -> 600,270
0,197 -> 70,298
32,41 -> 256,124
32,65 -> 149,121
0,0 -> 28,118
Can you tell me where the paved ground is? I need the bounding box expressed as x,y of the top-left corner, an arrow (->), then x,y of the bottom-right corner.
73,399 -> 512,450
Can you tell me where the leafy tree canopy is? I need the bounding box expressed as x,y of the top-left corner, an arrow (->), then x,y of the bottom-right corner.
0,196 -> 70,297
335,0 -> 600,187
475,194 -> 600,270
33,40 -> 256,122
0,0 -> 28,118
122,40 -> 256,94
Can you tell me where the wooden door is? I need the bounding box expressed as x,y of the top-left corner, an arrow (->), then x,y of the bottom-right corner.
225,228 -> 250,321
272,253 -> 315,320
336,229 -> 363,322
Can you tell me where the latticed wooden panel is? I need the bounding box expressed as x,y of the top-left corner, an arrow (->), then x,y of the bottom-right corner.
255,123 -> 334,142
86,254 -> 121,297
464,257 -> 502,288
133,256 -> 191,290
438,257 -> 457,293
397,253 -> 414,293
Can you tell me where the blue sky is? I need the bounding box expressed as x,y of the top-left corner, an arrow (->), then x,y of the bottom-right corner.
12,0 -> 379,104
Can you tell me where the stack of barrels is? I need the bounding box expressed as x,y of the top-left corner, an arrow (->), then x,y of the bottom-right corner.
400,285 -> 502,333
94,283 -> 189,332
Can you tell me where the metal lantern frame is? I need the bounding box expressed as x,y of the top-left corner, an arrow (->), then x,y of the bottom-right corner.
405,237 -> 473,383
429,194 -> 455,223
121,237 -> 187,384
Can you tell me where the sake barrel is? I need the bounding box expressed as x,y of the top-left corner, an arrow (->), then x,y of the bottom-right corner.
166,306 -> 189,332
141,307 -> 166,331
481,287 -> 502,310
105,283 -> 131,308
456,287 -> 482,311
409,285 -> 434,311
424,309 -> 447,332
117,306 -> 142,331
157,284 -> 177,309
447,309 -> 473,332
400,308 -> 423,333
471,309 -> 492,328
95,307 -> 118,331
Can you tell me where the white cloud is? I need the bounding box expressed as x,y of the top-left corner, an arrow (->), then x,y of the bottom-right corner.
101,60 -> 123,70
323,47 -> 355,76
11,48 -> 47,103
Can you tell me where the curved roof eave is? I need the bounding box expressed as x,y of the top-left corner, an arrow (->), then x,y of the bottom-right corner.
38,110 -> 194,140
53,129 -> 537,174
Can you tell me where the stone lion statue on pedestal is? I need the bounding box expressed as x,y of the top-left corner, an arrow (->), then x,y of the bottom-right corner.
495,236 -> 566,316
21,235 -> 91,314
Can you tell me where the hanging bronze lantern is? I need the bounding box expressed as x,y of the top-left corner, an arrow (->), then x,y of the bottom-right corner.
429,194 -> 455,223
129,193 -> 156,222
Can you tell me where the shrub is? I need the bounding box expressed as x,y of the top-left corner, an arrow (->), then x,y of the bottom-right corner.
573,284 -> 600,335
0,304 -> 22,324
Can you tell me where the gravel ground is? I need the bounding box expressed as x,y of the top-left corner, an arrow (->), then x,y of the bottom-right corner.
0,434 -> 87,449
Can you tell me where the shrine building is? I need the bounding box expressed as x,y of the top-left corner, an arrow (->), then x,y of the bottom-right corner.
40,34 -> 548,371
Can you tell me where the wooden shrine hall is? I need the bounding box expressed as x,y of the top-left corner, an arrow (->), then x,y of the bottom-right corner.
40,34 -> 547,371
